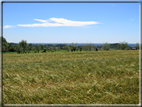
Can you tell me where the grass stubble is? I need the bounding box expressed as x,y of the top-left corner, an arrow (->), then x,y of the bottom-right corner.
3,50 -> 139,104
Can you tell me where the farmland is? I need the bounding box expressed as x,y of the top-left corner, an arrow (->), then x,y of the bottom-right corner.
3,50 -> 139,104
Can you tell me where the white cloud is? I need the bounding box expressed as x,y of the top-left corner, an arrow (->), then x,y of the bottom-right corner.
17,18 -> 100,27
131,19 -> 135,21
34,19 -> 48,23
3,25 -> 15,29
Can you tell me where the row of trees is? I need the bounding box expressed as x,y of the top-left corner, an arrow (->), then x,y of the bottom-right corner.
102,42 -> 140,50
62,42 -> 140,51
0,37 -> 140,54
14,42 -> 45,54
1,37 -> 45,53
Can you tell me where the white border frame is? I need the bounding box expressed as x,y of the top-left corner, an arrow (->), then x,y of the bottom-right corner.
0,0 -> 141,106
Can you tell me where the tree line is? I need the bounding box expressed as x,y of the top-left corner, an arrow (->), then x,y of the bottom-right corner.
0,37 -> 139,54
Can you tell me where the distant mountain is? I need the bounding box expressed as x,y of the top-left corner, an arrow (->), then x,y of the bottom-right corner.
128,43 -> 137,47
10,43 -> 18,45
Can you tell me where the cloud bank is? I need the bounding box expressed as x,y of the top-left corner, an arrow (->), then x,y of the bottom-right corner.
3,25 -> 15,29
17,18 -> 100,27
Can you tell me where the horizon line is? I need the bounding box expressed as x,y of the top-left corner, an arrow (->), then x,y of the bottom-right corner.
10,42 -> 137,44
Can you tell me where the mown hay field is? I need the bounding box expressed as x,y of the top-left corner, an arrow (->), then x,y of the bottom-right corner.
3,50 -> 139,104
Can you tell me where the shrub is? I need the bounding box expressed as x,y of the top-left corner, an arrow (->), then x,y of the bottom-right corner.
117,41 -> 128,50
102,43 -> 110,51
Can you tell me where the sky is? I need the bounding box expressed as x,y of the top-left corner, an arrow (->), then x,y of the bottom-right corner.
3,2 -> 139,43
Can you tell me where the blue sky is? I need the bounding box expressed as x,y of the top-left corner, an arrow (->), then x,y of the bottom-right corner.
3,3 -> 139,43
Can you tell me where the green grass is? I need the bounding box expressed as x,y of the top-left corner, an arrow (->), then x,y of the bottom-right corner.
3,52 -> 17,54
3,49 -> 102,54
3,50 -> 70,54
3,50 -> 139,104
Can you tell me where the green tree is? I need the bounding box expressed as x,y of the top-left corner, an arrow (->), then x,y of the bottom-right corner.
82,45 -> 88,51
102,43 -> 110,51
70,43 -> 74,50
70,43 -> 78,52
53,45 -> 56,52
26,46 -> 31,53
28,43 -> 33,50
88,44 -> 94,51
8,43 -> 16,52
19,40 -> 28,53
0,37 -> 8,52
15,45 -> 23,54
44,45 -> 49,51
82,44 -> 94,51
0,36 -> 7,43
40,44 -> 44,50
37,45 -> 40,53
63,44 -> 70,52
42,48 -> 46,53
135,43 -> 139,49
117,41 -> 128,50
2,43 -> 9,53
33,47 -> 37,53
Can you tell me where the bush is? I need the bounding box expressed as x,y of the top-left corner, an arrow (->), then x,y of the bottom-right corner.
19,40 -> 28,53
117,41 -> 128,50
82,44 -> 94,51
102,43 -> 110,51
15,45 -> 23,54
135,43 -> 139,49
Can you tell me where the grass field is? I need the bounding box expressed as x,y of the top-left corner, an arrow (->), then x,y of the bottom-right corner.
3,50 -> 68,54
3,50 -> 139,104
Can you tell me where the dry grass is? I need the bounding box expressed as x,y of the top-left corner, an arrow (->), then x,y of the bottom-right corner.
3,50 -> 139,104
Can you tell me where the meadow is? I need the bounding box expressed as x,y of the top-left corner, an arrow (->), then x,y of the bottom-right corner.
3,50 -> 139,104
